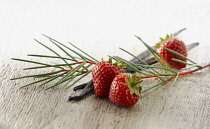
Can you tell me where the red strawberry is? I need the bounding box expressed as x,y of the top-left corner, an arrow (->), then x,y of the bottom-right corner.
92,61 -> 124,97
109,73 -> 142,107
156,35 -> 187,69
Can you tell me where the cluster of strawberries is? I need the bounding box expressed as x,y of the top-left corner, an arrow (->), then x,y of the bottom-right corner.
11,29 -> 210,107
12,30 -> 210,107
92,61 -> 141,107
91,37 -> 187,107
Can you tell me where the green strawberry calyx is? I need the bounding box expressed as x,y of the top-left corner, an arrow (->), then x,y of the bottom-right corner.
156,34 -> 174,48
125,74 -> 142,97
107,58 -> 127,68
101,57 -> 127,69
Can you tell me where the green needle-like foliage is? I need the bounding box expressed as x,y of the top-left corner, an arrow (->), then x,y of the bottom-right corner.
11,34 -> 201,94
109,36 -> 204,94
11,35 -> 98,90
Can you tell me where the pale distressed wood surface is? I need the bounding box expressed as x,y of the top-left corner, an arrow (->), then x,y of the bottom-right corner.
0,1 -> 210,129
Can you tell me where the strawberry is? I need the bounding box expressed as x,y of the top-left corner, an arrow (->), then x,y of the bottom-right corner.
109,73 -> 142,107
156,35 -> 187,69
92,61 -> 124,97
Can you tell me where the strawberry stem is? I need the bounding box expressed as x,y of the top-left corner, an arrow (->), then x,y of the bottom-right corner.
61,69 -> 89,73
72,61 -> 96,65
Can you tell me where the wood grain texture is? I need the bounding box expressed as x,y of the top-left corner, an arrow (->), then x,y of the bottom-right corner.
0,1 -> 210,129
0,46 -> 209,129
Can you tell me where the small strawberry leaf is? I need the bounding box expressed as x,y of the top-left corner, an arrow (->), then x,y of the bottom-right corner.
155,43 -> 161,48
119,64 -> 127,68
166,34 -> 170,40
109,58 -> 112,63
160,38 -> 165,42
130,88 -> 135,95
134,90 -> 140,97
113,61 -> 119,65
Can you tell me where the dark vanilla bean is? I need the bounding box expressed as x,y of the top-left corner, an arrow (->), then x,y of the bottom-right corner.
73,82 -> 88,91
68,80 -> 94,101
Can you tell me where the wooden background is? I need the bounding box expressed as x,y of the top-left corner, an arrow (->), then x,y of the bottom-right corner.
0,1 -> 209,129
